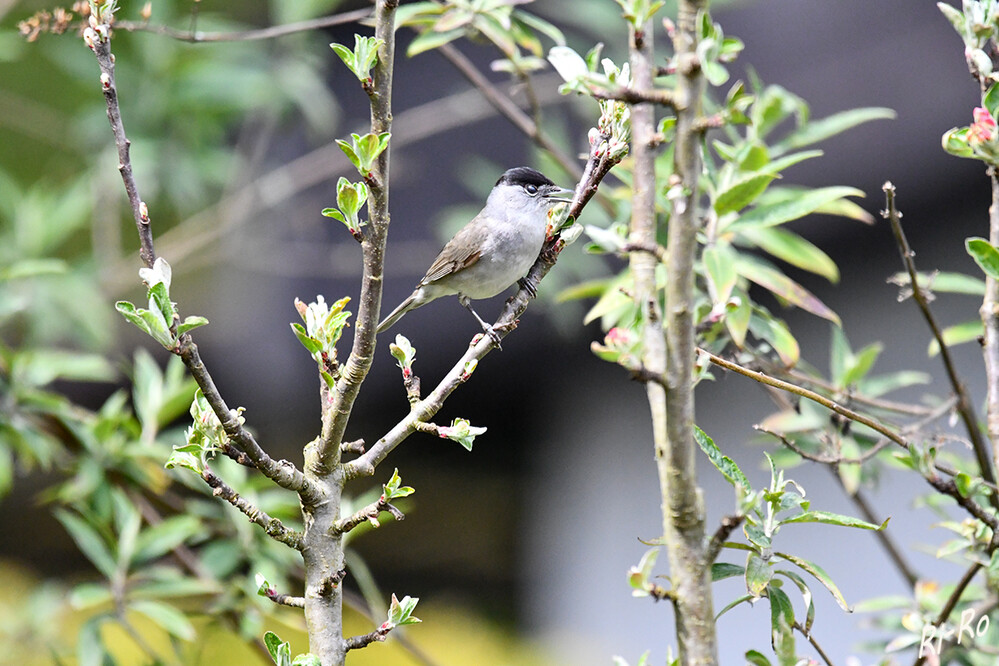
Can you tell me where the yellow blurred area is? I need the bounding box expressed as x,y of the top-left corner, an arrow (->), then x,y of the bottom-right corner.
0,560 -> 552,666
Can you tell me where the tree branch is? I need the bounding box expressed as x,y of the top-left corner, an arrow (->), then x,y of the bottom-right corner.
345,135 -> 620,478
115,8 -> 372,43
883,182 -> 996,489
202,469 -> 304,550
657,2 -> 718,660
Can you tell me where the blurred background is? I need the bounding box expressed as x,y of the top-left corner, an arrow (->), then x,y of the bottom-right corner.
0,0 -> 993,663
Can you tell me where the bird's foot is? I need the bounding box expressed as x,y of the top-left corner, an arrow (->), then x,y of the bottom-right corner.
518,275 -> 539,299
472,323 -> 503,350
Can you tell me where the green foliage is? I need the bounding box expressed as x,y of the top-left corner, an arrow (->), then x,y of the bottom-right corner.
382,468 -> 415,501
322,177 -> 369,240
398,0 -> 565,73
264,630 -> 319,666
330,35 -> 383,84
437,417 -> 487,451
336,131 -> 391,178
115,258 -> 209,351
386,592 -> 422,628
291,295 -> 352,388
389,334 -> 417,379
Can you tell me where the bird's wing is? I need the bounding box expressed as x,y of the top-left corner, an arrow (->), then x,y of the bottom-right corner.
420,221 -> 484,285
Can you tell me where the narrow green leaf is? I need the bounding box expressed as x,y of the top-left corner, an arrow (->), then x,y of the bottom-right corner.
745,551 -> 771,597
738,226 -> 839,282
716,593 -> 754,620
966,237 -> 999,280
748,310 -> 800,366
769,585 -> 796,666
781,510 -> 887,531
744,650 -> 772,666
774,107 -> 895,154
703,242 -> 738,303
712,562 -> 745,581
131,600 -> 196,640
725,186 -> 864,233
775,550 -> 851,611
54,510 -> 116,579
842,341 -> 883,387
737,258 -> 840,324
693,425 -> 751,489
889,270 -> 985,296
726,288 -> 752,347
407,27 -> 464,56
776,569 -> 815,634
133,515 -> 201,564
714,172 -> 776,215
928,319 -> 983,356
985,84 -> 999,121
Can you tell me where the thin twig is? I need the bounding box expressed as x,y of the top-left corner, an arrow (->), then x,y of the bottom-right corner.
202,469 -> 304,549
115,8 -> 372,43
88,17 -> 320,503
883,182 -> 996,489
779,365 -> 941,417
700,348 -> 999,526
793,621 -> 834,666
705,513 -> 744,565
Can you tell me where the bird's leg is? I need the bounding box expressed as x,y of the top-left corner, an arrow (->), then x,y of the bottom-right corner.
517,274 -> 539,299
459,295 -> 503,349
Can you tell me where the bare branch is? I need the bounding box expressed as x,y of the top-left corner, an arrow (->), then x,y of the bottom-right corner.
705,513 -> 744,565
883,182 -> 996,489
334,497 -> 405,534
115,8 -> 372,43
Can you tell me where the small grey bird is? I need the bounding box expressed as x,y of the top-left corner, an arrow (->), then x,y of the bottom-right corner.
377,166 -> 574,343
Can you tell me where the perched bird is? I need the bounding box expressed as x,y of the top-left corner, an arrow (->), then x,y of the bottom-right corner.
377,166 -> 574,344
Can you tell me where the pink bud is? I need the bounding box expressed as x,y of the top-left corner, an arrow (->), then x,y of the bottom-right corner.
970,106 -> 998,144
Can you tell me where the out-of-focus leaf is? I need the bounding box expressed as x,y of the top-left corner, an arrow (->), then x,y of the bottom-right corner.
773,107 -> 895,155
929,319 -> 983,356
737,258 -> 840,324
725,186 -> 864,233
738,226 -> 839,282
775,550 -> 851,611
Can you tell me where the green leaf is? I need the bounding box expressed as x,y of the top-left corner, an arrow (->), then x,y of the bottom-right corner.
131,600 -> 196,641
745,551 -> 771,597
264,631 -> 293,666
748,309 -> 800,366
738,226 -> 839,283
929,319 -> 983,356
726,288 -> 752,347
693,425 -> 751,489
842,341 -> 883,387
712,562 -> 745,581
985,83 -> 999,121
967,237 -> 999,280
768,585 -> 796,666
736,257 -> 840,324
775,550 -> 851,611
889,270 -> 985,295
781,510 -> 887,531
714,172 -> 777,216
744,650 -> 772,666
178,315 -> 209,336
773,107 -> 895,155
133,515 -> 201,564
725,186 -> 865,233
407,27 -> 464,56
776,569 -> 815,635
703,242 -> 739,304
55,510 -> 116,579
937,2 -> 966,36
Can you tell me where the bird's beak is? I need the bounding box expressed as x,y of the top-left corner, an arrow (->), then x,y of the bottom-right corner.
544,185 -> 576,204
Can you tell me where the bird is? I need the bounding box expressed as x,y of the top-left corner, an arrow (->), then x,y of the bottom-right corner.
377,166 -> 574,344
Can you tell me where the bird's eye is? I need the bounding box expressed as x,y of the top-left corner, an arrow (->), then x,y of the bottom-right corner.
524,184 -> 539,195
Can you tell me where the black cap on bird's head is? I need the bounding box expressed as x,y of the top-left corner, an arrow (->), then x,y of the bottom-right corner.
496,166 -> 555,189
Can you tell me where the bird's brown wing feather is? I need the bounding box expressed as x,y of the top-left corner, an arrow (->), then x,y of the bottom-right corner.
420,222 -> 485,285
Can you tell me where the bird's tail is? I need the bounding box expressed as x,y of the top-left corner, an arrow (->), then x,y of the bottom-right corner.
377,294 -> 417,333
